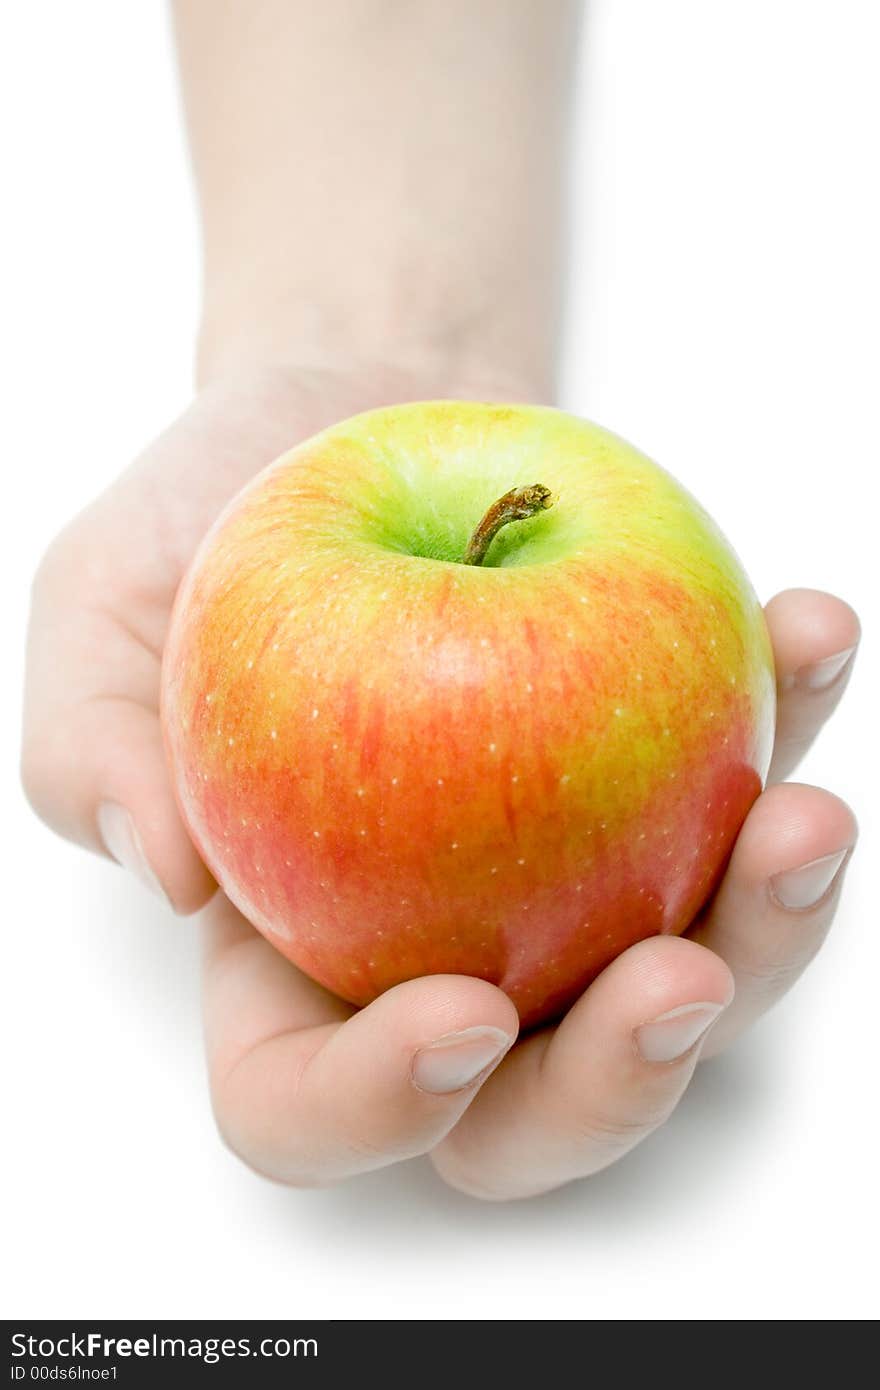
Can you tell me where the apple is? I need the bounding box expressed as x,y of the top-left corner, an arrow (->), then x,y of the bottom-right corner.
161,402 -> 775,1028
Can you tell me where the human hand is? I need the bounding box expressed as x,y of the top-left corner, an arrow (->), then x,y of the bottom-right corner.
24,365 -> 856,1200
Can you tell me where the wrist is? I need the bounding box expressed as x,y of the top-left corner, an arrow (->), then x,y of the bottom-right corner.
195,281 -> 559,404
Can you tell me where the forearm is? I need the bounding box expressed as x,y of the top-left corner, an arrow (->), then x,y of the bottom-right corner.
173,0 -> 580,395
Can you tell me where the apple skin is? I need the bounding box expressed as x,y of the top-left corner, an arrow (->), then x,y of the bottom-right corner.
161,402 -> 775,1028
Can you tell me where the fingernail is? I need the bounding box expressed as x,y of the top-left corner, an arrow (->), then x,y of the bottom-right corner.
795,645 -> 857,691
97,801 -> 169,903
769,848 -> 850,910
412,1026 -> 512,1094
634,1002 -> 726,1064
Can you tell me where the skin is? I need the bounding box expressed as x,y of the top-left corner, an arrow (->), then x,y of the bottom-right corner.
162,402 -> 776,1027
22,1 -> 859,1200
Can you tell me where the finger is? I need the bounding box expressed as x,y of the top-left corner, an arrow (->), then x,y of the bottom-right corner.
765,588 -> 859,782
430,936 -> 733,1201
201,896 -> 519,1186
22,517 -> 215,913
690,781 -> 856,1054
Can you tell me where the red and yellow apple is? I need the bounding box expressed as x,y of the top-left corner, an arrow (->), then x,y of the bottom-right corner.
161,403 -> 775,1027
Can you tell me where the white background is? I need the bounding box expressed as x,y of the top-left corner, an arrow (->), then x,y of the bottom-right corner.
3,1 -> 877,1321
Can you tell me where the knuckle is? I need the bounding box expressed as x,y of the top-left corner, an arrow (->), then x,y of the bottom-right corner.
735,945 -> 824,1004
30,521 -> 83,604
430,1147 -> 517,1202
569,1105 -> 663,1156
20,728 -> 64,826
210,1086 -> 324,1190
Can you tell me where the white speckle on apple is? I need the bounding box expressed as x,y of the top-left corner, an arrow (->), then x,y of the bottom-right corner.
331,574 -> 339,581
663,727 -> 671,737
391,776 -> 398,785
477,594 -> 486,603
356,788 -> 365,797
511,774 -> 519,783
269,690 -> 275,700
228,736 -> 234,746
635,672 -> 643,682
673,641 -> 679,649
480,638 -> 489,648
359,829 -> 366,836
614,707 -> 623,716
710,638 -> 717,648
378,592 -> 388,601
436,778 -> 444,786
313,830 -> 321,838
271,642 -> 278,651
312,708 -> 319,719
575,883 -> 583,892
232,639 -> 239,649
639,832 -> 646,840
450,842 -> 459,850
707,710 -> 715,719
559,773 -> 571,784
246,659 -> 253,669
241,818 -> 248,827
490,867 -> 498,874
600,821 -> 607,830
270,729 -> 277,739
526,682 -> 533,693
285,859 -> 291,866
517,858 -> 526,865
669,771 -> 677,779
730,674 -> 737,685
205,693 -> 213,704
488,742 -> 497,753
202,772 -> 209,782
265,919 -> 293,941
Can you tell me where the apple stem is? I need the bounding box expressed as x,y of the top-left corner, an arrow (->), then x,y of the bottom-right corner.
463,484 -> 554,566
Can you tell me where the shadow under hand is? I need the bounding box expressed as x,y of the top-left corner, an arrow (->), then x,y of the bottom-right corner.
287,1025 -> 785,1246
